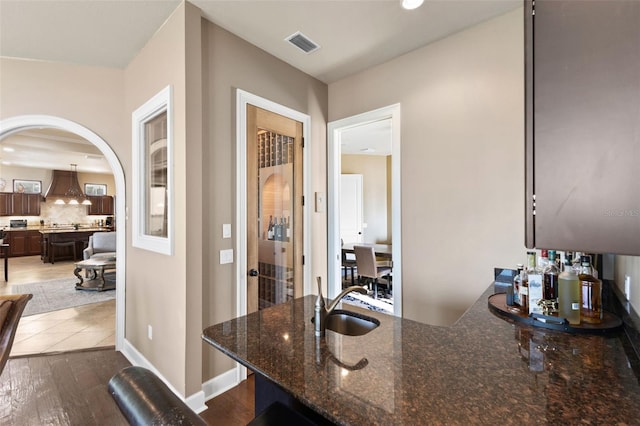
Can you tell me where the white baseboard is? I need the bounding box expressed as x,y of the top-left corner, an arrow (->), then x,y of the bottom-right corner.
202,367 -> 241,402
120,339 -> 207,413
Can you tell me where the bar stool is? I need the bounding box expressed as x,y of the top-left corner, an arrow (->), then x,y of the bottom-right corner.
50,241 -> 76,264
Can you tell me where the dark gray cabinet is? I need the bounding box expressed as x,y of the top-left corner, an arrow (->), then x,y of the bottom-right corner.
525,0 -> 640,255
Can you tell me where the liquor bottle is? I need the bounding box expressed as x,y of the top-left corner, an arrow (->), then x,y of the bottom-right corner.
512,264 -> 524,307
538,249 -> 550,271
267,215 -> 274,240
543,250 -> 559,301
520,259 -> 530,313
579,255 -> 602,324
526,251 -> 543,314
274,217 -> 283,241
285,216 -> 291,241
558,259 -> 581,325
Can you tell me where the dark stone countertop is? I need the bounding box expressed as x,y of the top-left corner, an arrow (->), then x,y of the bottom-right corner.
202,287 -> 640,425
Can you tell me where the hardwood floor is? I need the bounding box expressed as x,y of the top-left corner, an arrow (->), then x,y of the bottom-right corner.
1,257 -> 255,425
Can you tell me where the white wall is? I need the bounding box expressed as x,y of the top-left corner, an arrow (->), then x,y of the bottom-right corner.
329,9 -> 525,326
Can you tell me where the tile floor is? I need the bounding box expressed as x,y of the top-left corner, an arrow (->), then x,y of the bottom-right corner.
1,255 -> 115,357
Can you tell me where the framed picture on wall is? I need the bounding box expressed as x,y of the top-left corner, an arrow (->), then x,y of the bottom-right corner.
84,183 -> 107,196
13,179 -> 41,194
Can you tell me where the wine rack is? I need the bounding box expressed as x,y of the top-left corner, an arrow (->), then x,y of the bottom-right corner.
258,130 -> 294,169
258,262 -> 294,310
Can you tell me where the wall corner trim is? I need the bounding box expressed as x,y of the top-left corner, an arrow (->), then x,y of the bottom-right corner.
121,339 -> 206,412
201,368 -> 239,402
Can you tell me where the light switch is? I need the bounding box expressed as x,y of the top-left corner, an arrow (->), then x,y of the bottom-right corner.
220,249 -> 234,264
315,192 -> 325,213
222,223 -> 232,239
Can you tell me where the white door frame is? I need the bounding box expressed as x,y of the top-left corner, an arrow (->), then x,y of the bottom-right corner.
235,90 -> 311,380
0,115 -> 127,348
327,104 -> 402,317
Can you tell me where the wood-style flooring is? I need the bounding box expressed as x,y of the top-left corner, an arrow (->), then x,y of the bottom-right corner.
1,257 -> 255,425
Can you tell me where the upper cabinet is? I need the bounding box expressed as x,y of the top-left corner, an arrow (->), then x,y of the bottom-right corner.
525,0 -> 640,255
0,193 -> 41,216
86,195 -> 114,216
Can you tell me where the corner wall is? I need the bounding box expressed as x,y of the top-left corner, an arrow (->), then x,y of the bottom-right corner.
200,20 -> 328,380
329,8 -> 525,326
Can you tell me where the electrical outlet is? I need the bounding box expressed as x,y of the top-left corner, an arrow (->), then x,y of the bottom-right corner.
148,325 -> 153,340
624,275 -> 631,300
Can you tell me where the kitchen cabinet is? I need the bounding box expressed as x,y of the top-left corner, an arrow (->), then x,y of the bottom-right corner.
86,195 -> 114,215
525,0 -> 640,255
0,193 -> 10,216
6,230 -> 41,257
4,193 -> 42,216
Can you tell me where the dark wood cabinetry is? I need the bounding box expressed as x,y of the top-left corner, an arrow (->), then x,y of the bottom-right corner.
0,193 -> 10,216
87,196 -> 114,215
0,193 -> 41,216
525,0 -> 640,255
6,230 -> 42,257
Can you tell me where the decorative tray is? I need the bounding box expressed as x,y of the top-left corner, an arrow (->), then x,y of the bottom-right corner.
488,293 -> 622,334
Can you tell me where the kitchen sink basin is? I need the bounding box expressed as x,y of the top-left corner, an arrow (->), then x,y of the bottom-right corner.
324,310 -> 380,336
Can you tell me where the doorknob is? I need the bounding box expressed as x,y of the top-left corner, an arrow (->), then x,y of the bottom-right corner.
248,269 -> 259,277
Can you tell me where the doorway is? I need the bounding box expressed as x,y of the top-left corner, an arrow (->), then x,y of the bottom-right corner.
0,115 -> 126,349
327,104 -> 402,317
246,104 -> 303,314
235,90 -> 311,321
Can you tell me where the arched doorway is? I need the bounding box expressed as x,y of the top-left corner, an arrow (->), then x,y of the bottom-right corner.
0,115 -> 126,349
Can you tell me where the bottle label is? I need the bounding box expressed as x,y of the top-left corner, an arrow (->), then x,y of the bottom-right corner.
571,303 -> 580,310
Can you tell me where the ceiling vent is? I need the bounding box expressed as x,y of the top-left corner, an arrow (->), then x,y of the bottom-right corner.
285,32 -> 320,54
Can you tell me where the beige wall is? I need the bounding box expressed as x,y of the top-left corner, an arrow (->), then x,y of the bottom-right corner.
615,256 -> 640,312
341,154 -> 391,243
124,2 -> 196,395
201,20 -> 328,379
329,9 -> 525,326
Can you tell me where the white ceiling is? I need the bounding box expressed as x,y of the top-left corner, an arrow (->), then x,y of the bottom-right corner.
0,0 -> 520,170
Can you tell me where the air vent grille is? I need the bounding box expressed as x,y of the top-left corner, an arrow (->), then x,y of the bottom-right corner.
285,32 -> 320,54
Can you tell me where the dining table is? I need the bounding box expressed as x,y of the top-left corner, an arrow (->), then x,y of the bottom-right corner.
341,242 -> 392,259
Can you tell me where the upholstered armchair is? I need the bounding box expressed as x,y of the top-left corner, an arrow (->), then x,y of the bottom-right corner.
83,231 -> 116,260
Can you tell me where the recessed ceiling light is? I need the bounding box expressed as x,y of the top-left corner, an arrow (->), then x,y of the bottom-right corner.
2,147 -> 15,152
360,148 -> 375,153
402,0 -> 424,10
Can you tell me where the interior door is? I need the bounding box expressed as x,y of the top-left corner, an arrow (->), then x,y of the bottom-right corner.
247,105 -> 303,313
340,174 -> 363,244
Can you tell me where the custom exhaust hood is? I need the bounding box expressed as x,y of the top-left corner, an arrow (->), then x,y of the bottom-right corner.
44,165 -> 91,205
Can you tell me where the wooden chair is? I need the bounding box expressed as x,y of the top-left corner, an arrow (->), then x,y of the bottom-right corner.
0,293 -> 33,374
353,245 -> 392,299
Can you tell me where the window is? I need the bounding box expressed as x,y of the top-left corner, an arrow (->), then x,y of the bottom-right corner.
132,85 -> 173,255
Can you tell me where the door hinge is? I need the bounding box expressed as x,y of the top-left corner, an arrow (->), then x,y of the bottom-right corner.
532,194 -> 536,216
302,137 -> 305,148
302,195 -> 305,206
531,0 -> 535,15
302,255 -> 305,265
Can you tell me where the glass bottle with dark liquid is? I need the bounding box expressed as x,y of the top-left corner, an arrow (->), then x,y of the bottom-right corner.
543,250 -> 559,301
579,255 -> 602,324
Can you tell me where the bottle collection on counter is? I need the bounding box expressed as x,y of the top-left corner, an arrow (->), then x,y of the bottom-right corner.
507,250 -> 603,325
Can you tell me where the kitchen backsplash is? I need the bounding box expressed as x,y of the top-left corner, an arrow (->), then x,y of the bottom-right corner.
0,201 -> 110,228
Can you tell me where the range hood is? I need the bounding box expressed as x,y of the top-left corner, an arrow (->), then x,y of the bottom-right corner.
44,168 -> 91,205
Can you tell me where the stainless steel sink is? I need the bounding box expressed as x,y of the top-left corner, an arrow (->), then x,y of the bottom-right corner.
323,309 -> 380,336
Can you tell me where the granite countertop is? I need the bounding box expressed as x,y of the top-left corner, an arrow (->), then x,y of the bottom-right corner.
39,227 -> 111,234
202,287 -> 640,425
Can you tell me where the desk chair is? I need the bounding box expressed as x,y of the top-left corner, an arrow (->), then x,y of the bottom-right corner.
353,245 -> 392,299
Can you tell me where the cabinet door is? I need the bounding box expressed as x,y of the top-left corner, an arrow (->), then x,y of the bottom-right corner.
526,0 -> 640,255
10,193 -> 24,215
9,232 -> 27,257
101,196 -> 114,215
0,193 -> 11,216
28,231 -> 42,256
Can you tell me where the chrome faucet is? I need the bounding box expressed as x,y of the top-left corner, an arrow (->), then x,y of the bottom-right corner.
314,276 -> 367,337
